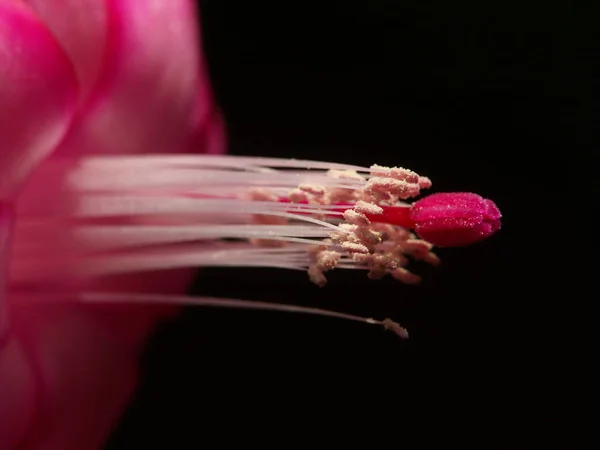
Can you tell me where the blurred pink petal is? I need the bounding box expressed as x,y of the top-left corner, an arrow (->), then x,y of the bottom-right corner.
0,0 -> 78,196
56,0 -> 215,156
24,0 -> 109,103
189,108 -> 228,155
15,0 -> 222,293
0,2 -> 77,446
2,1 -> 225,448
10,302 -> 153,450
0,333 -> 37,450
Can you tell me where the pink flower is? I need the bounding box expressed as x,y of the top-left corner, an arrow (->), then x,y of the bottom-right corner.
0,1 -> 502,448
0,1 -> 224,448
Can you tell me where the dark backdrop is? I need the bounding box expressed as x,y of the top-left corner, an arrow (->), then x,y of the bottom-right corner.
107,1 -> 585,447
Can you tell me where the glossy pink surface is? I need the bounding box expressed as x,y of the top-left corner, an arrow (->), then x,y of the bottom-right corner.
410,192 -> 502,247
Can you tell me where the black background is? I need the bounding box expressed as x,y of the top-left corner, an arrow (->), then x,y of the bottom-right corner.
107,1 -> 585,448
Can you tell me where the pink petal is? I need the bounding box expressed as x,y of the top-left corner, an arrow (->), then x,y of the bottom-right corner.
14,0 -> 223,294
58,0 -> 216,156
24,0 -> 109,103
0,334 -> 37,449
188,108 -> 228,155
9,303 -> 141,450
3,3 -> 223,447
0,0 -> 78,196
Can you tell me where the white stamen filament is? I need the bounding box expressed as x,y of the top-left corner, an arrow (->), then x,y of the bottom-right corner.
13,155 -> 432,280
71,154 -> 373,172
11,244 -> 340,279
12,290 -> 409,339
11,154 -> 439,339
20,196 -> 346,227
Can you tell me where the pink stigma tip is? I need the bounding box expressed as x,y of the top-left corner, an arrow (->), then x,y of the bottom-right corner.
410,192 -> 502,247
